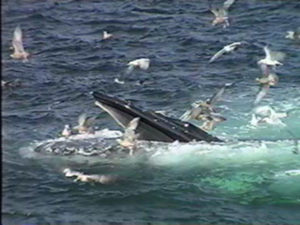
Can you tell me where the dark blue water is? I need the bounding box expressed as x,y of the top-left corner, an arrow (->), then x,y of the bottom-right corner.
2,0 -> 300,224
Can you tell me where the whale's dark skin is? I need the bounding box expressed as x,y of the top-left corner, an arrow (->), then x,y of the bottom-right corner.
92,92 -> 222,143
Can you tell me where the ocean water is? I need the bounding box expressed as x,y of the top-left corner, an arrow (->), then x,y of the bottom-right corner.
2,0 -> 300,224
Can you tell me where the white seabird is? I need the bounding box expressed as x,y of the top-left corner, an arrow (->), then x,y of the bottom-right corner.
118,117 -> 140,155
210,0 -> 236,28
63,168 -> 117,184
127,58 -> 150,72
10,26 -> 29,61
62,124 -> 73,137
209,42 -> 242,63
257,46 -> 285,67
285,29 -> 300,40
73,113 -> 97,134
102,31 -> 113,40
251,106 -> 287,126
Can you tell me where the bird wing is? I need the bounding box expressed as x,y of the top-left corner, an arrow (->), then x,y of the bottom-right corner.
254,84 -> 270,105
229,42 -> 242,48
209,48 -> 227,63
123,117 -> 140,140
263,46 -> 271,60
126,117 -> 140,131
223,0 -> 236,10
207,84 -> 227,106
210,7 -> 220,17
77,113 -> 88,127
12,26 -> 25,53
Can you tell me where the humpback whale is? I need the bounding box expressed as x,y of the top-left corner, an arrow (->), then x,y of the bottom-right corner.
92,92 -> 222,143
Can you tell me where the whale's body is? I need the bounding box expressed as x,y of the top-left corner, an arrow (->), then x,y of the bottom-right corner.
92,92 -> 222,143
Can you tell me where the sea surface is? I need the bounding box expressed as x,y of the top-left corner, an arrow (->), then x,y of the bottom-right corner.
2,0 -> 300,224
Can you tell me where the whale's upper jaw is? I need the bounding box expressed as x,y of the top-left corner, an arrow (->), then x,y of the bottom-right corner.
92,92 -> 222,143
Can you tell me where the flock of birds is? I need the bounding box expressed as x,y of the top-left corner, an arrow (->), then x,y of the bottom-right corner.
3,0 -> 300,182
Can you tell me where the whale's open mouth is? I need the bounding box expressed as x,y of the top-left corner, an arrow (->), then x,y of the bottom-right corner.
92,92 -> 222,143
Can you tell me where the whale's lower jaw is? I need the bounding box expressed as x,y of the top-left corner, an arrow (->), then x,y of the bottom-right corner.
92,92 -> 222,143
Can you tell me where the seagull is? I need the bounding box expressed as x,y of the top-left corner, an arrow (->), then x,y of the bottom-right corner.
257,46 -> 285,67
127,58 -> 150,72
61,124 -> 73,137
114,78 -> 125,84
254,105 -> 287,119
1,79 -> 22,88
102,31 -> 113,40
200,114 -> 226,131
73,113 -> 97,134
63,168 -> 117,184
118,117 -> 140,155
10,26 -> 29,61
180,83 -> 232,121
210,0 -> 236,28
209,42 -> 242,63
285,29 -> 300,40
254,72 -> 279,105
250,106 -> 287,126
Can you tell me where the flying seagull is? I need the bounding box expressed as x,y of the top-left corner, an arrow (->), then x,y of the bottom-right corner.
73,113 -> 97,134
10,26 -> 29,61
180,83 -> 232,126
210,0 -> 236,28
209,41 -> 242,63
257,46 -> 285,67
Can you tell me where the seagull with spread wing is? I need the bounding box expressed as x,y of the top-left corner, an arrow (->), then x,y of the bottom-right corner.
257,46 -> 285,67
210,0 -> 236,28
118,117 -> 140,155
180,83 -> 232,130
10,26 -> 29,61
73,113 -> 97,134
209,42 -> 242,63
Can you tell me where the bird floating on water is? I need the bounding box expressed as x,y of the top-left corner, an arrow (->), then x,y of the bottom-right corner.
127,58 -> 150,72
114,78 -> 125,84
61,124 -> 73,137
2,79 -> 22,88
10,26 -> 29,61
210,0 -> 236,28
102,31 -> 113,40
63,168 -> 117,184
209,42 -> 243,63
250,105 -> 287,126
